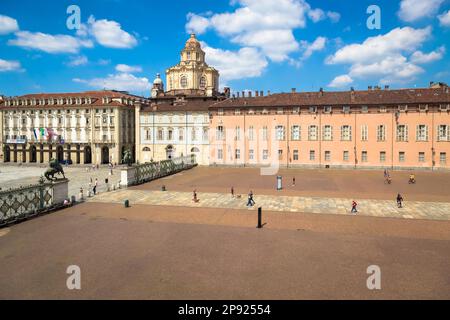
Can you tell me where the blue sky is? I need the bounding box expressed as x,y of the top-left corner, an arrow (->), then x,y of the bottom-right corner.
1,0 -> 450,96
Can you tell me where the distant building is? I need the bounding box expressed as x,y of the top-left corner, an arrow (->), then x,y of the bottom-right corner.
0,91 -> 143,164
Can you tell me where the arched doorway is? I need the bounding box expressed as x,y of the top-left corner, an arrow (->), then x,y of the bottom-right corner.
84,146 -> 92,164
30,145 -> 37,163
101,146 -> 109,164
166,145 -> 174,160
56,146 -> 64,162
4,146 -> 10,162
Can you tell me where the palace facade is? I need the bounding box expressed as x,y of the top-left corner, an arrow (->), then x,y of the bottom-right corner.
1,33 -> 450,170
0,91 -> 142,165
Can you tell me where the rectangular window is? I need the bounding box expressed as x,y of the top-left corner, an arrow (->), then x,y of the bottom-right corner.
218,108 -> 224,116
361,105 -> 368,113
262,150 -> 269,160
343,151 -> 349,162
178,128 -> 184,141
438,125 -> 450,141
361,151 -> 368,162
397,125 -> 408,142
310,150 -> 315,161
380,151 -> 386,163
361,125 -> 368,141
249,149 -> 254,160
216,126 -> 224,140
157,129 -> 163,141
418,152 -> 425,162
324,151 -> 331,161
235,126 -> 240,140
309,106 -> 317,113
146,129 -> 151,140
341,125 -> 352,141
324,106 -> 332,113
291,125 -> 300,140
323,125 -> 333,141
293,150 -> 299,161
416,125 -> 428,141
218,149 -> 223,160
399,152 -> 405,162
440,152 -> 447,164
235,149 -> 240,160
262,126 -> 268,141
278,149 -> 283,160
248,126 -> 254,141
276,125 -> 285,141
308,125 -> 318,141
234,108 -> 241,115
343,106 -> 350,113
377,125 -> 386,142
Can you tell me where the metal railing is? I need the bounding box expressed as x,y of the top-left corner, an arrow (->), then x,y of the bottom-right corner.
134,155 -> 197,185
0,179 -> 55,226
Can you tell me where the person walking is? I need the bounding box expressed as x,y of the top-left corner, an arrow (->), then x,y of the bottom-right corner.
193,189 -> 199,203
247,190 -> 255,207
397,193 -> 403,208
292,177 -> 296,186
351,200 -> 358,214
93,178 -> 98,195
231,186 -> 234,198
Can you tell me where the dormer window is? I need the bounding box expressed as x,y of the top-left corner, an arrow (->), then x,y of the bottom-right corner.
418,104 -> 428,112
439,104 -> 450,111
343,106 -> 350,113
324,106 -> 332,113
398,105 -> 408,112
309,106 -> 317,113
361,105 -> 368,113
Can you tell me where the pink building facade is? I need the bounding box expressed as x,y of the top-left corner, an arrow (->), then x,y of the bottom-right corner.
208,86 -> 450,170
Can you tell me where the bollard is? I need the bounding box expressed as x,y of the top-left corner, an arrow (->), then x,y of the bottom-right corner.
257,207 -> 262,229
124,199 -> 129,208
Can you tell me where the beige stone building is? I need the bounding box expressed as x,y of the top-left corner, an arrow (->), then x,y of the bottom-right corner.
164,34 -> 219,97
0,90 -> 145,165
136,34 -> 227,165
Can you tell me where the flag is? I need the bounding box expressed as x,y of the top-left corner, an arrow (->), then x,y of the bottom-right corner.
33,128 -> 38,140
40,128 -> 45,138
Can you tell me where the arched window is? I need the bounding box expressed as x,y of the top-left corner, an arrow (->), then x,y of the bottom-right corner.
191,147 -> 200,153
199,76 -> 207,89
167,128 -> 173,140
180,76 -> 188,88
142,147 -> 151,152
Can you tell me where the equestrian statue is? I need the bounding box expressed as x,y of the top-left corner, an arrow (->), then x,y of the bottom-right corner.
44,158 -> 66,181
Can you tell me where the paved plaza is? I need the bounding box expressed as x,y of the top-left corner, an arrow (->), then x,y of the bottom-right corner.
91,189 -> 450,221
0,164 -> 122,198
1,165 -> 449,299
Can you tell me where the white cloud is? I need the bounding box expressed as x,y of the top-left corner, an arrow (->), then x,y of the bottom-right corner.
438,10 -> 450,27
186,0 -> 339,62
73,73 -> 150,93
327,11 -> 341,23
115,64 -> 143,73
308,9 -> 325,23
327,27 -> 432,65
328,75 -> 353,88
67,55 -> 88,67
85,15 -> 138,49
201,42 -> 268,82
410,47 -> 445,64
326,27 -> 436,85
300,36 -> 326,60
0,14 -> 19,35
0,58 -> 23,72
398,0 -> 444,22
186,13 -> 210,34
8,31 -> 93,54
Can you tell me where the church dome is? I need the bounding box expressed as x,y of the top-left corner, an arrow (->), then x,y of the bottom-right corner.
153,73 -> 163,85
185,33 -> 201,50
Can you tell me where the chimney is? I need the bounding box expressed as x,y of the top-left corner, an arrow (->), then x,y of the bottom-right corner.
292,88 -> 296,93
242,91 -> 245,98
267,90 -> 271,96
350,87 -> 354,92
368,86 -> 372,90
384,85 -> 389,90
248,91 -> 252,98
232,94 -> 236,99
260,90 -> 264,97
236,92 -> 240,98
255,90 -> 259,97
224,86 -> 231,98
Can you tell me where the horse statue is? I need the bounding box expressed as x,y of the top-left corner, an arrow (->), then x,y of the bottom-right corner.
123,149 -> 133,167
44,158 -> 66,181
